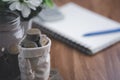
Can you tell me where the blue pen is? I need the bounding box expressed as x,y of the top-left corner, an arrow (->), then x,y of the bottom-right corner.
83,28 -> 120,37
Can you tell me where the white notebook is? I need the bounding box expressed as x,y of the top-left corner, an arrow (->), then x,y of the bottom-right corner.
33,2 -> 120,55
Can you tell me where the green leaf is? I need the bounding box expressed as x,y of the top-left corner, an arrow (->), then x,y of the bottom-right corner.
44,0 -> 54,8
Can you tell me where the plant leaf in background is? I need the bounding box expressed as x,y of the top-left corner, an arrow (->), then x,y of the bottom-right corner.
44,0 -> 54,8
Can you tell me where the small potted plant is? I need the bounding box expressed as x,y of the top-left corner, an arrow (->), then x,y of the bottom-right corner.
0,0 -> 53,80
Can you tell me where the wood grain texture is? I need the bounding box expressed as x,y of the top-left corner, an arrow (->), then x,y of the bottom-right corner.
39,0 -> 120,80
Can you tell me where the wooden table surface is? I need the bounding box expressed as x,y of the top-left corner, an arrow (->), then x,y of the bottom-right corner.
37,0 -> 120,80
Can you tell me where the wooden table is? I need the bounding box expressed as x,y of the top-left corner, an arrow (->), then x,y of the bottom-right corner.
35,0 -> 120,80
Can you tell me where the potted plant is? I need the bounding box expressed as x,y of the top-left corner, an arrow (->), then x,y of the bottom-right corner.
0,0 -> 53,80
